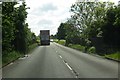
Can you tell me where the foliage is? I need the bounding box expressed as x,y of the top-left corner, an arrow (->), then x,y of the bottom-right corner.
2,51 -> 22,66
57,23 -> 66,40
87,46 -> 96,54
57,40 -> 66,46
13,2 -> 28,53
50,34 -> 57,39
27,43 -> 38,53
56,1 -> 120,55
2,2 -> 17,52
2,1 -> 37,65
68,44 -> 85,52
70,2 -> 114,39
53,39 -> 59,42
105,52 -> 120,60
102,6 -> 120,48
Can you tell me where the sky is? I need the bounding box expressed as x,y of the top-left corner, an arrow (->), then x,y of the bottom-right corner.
25,0 -> 119,36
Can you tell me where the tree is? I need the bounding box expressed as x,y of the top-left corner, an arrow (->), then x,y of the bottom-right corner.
102,5 -> 120,48
13,1 -> 28,54
2,1 -> 36,55
70,2 -> 114,40
57,23 -> 66,40
2,2 -> 17,53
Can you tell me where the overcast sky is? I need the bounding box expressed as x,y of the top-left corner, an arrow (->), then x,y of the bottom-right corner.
25,0 -> 119,36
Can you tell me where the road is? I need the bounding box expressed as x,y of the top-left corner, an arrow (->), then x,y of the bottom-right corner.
3,42 -> 119,79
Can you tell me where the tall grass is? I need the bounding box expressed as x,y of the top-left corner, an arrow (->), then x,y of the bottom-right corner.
105,52 -> 120,60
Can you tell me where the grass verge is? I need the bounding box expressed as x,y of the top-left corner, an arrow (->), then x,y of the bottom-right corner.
54,39 -> 66,46
57,40 -> 66,45
27,43 -> 38,54
68,44 -> 85,52
54,39 -> 119,62
104,52 -> 120,61
2,51 -> 23,66
2,43 -> 38,67
54,39 -> 85,52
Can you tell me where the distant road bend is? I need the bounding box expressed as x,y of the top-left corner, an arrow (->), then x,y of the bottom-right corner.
3,42 -> 119,78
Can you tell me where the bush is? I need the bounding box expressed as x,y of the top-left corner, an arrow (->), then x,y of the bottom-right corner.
88,46 -> 96,54
68,44 -> 85,52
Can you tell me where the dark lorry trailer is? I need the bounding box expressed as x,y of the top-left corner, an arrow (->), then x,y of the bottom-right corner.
40,30 -> 50,45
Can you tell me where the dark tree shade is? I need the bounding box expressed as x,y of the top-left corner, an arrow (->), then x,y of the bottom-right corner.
57,23 -> 66,40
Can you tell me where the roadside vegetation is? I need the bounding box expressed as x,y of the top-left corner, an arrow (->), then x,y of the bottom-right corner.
68,44 -> 85,52
105,52 -> 120,60
2,51 -> 23,66
54,40 -> 66,46
53,1 -> 120,61
2,2 -> 38,66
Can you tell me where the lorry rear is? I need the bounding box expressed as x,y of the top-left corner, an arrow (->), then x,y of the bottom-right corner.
40,30 -> 50,45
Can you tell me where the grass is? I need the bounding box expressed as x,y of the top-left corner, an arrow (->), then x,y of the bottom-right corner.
27,43 -> 38,53
2,43 -> 38,67
2,51 -> 23,66
57,40 -> 66,45
54,39 -> 120,61
54,39 -> 66,46
53,39 -> 59,42
54,39 -> 85,52
105,52 -> 120,60
68,44 -> 85,52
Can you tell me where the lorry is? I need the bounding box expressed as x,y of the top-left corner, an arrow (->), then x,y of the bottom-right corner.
40,30 -> 50,45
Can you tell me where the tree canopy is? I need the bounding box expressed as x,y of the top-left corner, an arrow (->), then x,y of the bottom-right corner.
56,1 -> 120,53
2,1 -> 37,55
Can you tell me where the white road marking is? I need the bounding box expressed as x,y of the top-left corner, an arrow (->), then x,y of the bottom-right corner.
58,54 -> 79,78
59,55 -> 62,59
65,63 -> 73,71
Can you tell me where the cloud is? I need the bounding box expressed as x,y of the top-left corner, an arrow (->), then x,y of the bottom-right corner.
30,3 -> 58,16
26,0 -> 76,35
39,3 -> 58,12
37,19 -> 53,25
26,0 -> 119,36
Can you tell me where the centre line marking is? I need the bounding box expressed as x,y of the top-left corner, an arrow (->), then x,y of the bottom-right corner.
59,55 -> 62,59
65,63 -> 73,71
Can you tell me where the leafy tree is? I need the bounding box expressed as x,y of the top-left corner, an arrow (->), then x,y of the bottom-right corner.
70,2 -> 114,40
56,1 -> 120,54
57,23 -> 66,40
64,22 -> 81,45
13,2 -> 28,54
2,2 -> 17,52
2,1 -> 36,55
102,5 -> 120,48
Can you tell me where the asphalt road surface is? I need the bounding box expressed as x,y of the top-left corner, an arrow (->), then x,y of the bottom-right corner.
3,42 -> 119,78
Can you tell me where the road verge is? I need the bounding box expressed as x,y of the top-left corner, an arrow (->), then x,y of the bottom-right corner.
54,42 -> 120,63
